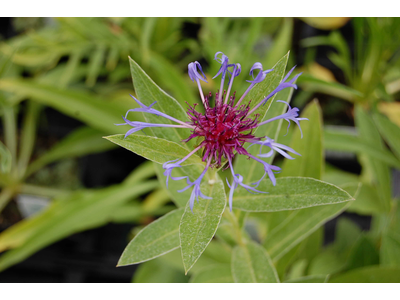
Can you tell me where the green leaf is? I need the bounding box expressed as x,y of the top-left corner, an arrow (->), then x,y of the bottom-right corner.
297,74 -> 362,102
263,18 -> 293,68
149,53 -> 197,107
258,99 -> 334,261
190,264 -> 233,283
200,239 -> 232,264
132,258 -> 188,283
0,139 -> 12,174
285,275 -> 329,283
233,177 -> 353,212
18,101 -> 41,175
104,134 -> 203,166
344,182 -> 387,215
280,99 -> 323,178
85,44 -> 106,87
308,217 -> 362,276
286,259 -> 308,280
157,247 -> 223,275
329,266 -> 400,283
0,78 -> 131,134
129,57 -> 191,147
263,202 -> 349,261
179,177 -> 226,274
277,227 -> 323,280
26,127 -> 116,177
231,241 -> 279,283
373,111 -> 400,160
324,126 -> 400,169
345,235 -> 379,271
0,180 -> 158,272
355,106 -> 391,213
118,208 -> 184,266
381,232 -> 400,267
308,251 -> 347,276
323,164 -> 360,186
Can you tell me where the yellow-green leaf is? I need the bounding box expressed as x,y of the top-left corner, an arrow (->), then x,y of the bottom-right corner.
231,241 -> 279,283
233,177 -> 353,212
104,134 -> 203,166
118,208 -> 184,266
179,177 -> 226,274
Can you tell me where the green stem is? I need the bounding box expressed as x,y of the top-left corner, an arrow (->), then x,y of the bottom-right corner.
223,210 -> 245,246
3,105 -> 17,172
18,101 -> 41,178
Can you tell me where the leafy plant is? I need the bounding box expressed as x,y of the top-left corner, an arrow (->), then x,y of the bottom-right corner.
109,52 -> 355,282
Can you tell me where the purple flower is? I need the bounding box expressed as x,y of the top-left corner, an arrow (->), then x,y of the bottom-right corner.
257,100 -> 308,138
118,51 -> 306,211
248,137 -> 301,160
178,158 -> 212,212
247,66 -> 302,115
236,62 -> 273,107
226,157 -> 266,211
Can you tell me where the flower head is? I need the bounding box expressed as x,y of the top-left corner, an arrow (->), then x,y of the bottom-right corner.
118,52 -> 306,212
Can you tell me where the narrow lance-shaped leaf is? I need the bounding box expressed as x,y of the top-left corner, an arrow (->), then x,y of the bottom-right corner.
180,177 -> 226,274
262,100 -> 352,260
0,180 -> 159,272
104,134 -> 203,166
190,264 -> 234,283
106,131 -> 207,208
297,74 -> 362,102
129,57 -> 193,148
329,266 -> 400,283
149,53 -> 198,107
355,106 -> 391,213
231,241 -> 279,283
233,177 -> 354,212
285,275 -> 329,283
381,232 -> 400,267
118,208 -> 184,266
0,139 -> 12,174
263,202 -> 350,261
373,111 -> 400,161
280,99 -> 323,178
86,44 -> 106,87
133,258 -> 188,283
324,126 -> 400,169
0,78 -> 131,134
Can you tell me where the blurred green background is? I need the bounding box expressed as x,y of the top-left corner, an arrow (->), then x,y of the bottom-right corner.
0,17 -> 399,283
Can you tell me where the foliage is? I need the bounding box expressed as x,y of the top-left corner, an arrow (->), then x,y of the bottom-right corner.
0,17 -> 399,283
110,53 -> 357,283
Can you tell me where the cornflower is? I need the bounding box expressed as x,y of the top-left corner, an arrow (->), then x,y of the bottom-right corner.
118,52 -> 306,211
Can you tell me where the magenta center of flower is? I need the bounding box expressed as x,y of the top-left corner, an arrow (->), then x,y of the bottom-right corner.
183,92 -> 260,168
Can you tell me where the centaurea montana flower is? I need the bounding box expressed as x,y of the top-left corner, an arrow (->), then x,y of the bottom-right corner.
118,52 -> 306,212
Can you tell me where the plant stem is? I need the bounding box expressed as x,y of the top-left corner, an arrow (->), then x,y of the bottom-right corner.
2,105 -> 17,173
223,210 -> 245,246
18,102 -> 41,177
